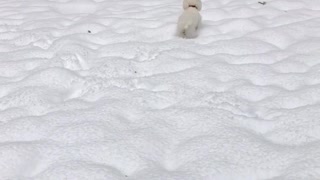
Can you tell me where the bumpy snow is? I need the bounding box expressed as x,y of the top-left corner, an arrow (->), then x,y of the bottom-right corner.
1,0 -> 320,179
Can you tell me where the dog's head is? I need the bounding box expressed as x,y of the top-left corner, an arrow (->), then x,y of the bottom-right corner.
183,0 -> 202,11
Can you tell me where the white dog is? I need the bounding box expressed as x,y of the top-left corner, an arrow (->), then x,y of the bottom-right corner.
177,0 -> 202,38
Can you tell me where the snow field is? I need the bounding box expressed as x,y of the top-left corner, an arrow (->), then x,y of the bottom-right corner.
1,0 -> 320,179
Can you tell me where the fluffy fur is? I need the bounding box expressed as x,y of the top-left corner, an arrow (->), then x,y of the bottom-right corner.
177,0 -> 202,38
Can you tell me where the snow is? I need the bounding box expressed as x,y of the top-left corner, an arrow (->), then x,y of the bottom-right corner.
1,0 -> 320,179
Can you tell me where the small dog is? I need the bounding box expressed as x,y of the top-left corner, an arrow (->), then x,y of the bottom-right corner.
177,0 -> 202,38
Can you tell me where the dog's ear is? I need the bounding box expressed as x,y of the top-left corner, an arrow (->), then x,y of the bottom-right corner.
183,0 -> 189,10
195,0 -> 202,11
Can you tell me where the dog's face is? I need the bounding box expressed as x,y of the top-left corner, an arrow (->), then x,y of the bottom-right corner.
183,0 -> 202,11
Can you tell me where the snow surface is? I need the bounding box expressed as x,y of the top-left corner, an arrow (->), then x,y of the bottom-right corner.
1,0 -> 320,179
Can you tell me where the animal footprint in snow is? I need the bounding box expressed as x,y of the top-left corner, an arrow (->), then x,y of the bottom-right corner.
55,43 -> 91,70
204,92 -> 255,117
135,46 -> 160,62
